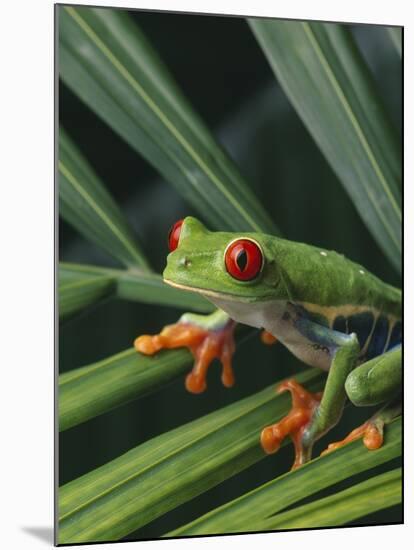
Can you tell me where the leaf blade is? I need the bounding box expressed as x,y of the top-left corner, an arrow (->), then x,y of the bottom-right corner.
387,27 -> 402,57
257,468 -> 401,530
59,348 -> 192,431
249,19 -> 401,271
58,369 -> 324,543
59,264 -> 116,319
59,127 -> 150,269
59,262 -> 213,318
59,5 -> 278,235
169,418 -> 401,535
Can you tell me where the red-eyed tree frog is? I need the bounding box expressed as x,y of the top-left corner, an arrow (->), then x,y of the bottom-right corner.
135,217 -> 402,469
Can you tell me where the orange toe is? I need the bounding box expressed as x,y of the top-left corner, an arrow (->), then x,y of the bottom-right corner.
185,371 -> 207,394
260,379 -> 322,469
134,334 -> 163,354
260,330 -> 278,346
261,425 -> 282,454
363,423 -> 384,450
321,419 -> 384,456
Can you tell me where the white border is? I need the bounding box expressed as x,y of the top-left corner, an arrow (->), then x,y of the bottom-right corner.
1,1 -> 411,549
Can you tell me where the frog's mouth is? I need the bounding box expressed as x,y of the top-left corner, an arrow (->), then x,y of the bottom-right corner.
165,278 -> 286,330
163,278 -> 255,302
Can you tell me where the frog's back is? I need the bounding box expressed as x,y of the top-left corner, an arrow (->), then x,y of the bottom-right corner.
275,238 -> 401,360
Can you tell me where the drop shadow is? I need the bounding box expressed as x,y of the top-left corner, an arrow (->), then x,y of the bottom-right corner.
22,526 -> 54,545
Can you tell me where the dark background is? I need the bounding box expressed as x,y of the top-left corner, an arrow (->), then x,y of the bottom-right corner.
59,8 -> 402,539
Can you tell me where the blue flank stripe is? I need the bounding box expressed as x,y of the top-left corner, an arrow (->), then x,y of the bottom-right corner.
299,304 -> 401,361
347,311 -> 374,350
387,321 -> 402,351
366,315 -> 390,359
331,311 -> 400,360
333,316 -> 347,334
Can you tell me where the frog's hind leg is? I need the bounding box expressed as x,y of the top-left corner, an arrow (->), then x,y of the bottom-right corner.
322,395 -> 401,455
322,346 -> 402,455
345,345 -> 402,407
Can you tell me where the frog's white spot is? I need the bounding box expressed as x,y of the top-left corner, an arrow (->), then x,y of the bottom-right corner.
359,270 -> 365,275
320,251 -> 327,257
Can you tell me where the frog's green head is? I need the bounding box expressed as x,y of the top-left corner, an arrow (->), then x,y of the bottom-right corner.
163,217 -> 288,303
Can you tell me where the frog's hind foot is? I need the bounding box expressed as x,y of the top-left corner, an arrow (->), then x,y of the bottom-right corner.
321,419 -> 383,457
320,395 -> 402,456
134,311 -> 236,394
260,379 -> 322,470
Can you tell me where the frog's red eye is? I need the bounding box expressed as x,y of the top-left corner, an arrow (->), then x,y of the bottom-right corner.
168,219 -> 184,251
225,239 -> 263,281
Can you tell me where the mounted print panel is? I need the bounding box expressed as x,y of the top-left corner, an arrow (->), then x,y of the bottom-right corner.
56,3 -> 402,545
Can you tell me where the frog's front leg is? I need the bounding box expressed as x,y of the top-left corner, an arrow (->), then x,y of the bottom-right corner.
261,320 -> 360,468
135,309 -> 236,393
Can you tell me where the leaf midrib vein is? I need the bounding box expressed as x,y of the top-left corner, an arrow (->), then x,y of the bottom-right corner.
59,349 -> 136,387
59,160 -> 143,264
303,23 -> 401,247
59,389 -> 280,522
64,6 -> 262,232
60,276 -> 114,293
60,417 -> 269,530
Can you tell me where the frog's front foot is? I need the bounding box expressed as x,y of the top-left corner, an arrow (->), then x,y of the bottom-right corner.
260,379 -> 322,469
134,310 -> 236,393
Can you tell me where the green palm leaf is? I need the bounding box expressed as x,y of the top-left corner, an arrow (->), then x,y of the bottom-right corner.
59,6 -> 277,234
256,468 -> 401,530
59,262 -> 213,319
169,418 -> 401,536
59,264 -> 115,319
115,268 -> 212,311
58,369 -> 324,543
59,127 -> 150,269
59,321 -> 251,430
59,348 -> 192,431
388,27 -> 402,56
249,19 -> 401,271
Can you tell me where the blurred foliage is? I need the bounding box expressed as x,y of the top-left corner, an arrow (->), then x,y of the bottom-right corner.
249,19 -> 401,271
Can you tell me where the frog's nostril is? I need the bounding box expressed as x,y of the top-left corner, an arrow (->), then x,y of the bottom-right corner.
179,257 -> 192,268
